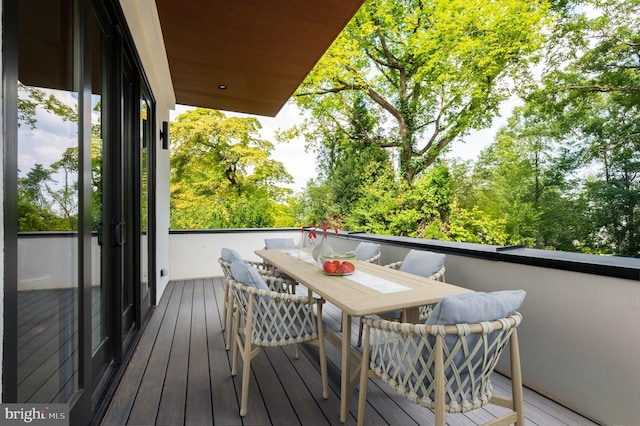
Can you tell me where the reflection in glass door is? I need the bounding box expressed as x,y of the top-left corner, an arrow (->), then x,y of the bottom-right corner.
16,0 -> 79,403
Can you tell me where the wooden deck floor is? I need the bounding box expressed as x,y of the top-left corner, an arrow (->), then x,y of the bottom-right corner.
102,278 -> 598,426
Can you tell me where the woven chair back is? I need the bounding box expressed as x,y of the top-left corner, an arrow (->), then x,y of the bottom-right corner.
363,312 -> 522,414
229,278 -> 321,347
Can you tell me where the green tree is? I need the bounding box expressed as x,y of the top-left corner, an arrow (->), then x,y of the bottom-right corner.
48,147 -> 79,229
292,0 -> 550,182
18,164 -> 52,211
345,163 -> 452,237
579,101 -> 640,255
170,108 -> 295,229
516,0 -> 640,254
467,106 -> 588,250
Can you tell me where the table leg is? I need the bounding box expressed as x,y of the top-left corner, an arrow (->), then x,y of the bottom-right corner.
405,306 -> 419,324
340,310 -> 351,423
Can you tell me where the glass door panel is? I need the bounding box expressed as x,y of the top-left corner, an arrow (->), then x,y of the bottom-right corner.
16,0 -> 79,403
121,53 -> 136,338
89,7 -> 109,373
139,97 -> 152,321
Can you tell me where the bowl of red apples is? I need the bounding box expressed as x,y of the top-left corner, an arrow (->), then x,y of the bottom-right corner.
319,252 -> 357,276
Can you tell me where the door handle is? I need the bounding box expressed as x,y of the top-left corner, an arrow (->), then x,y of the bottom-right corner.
113,221 -> 126,246
97,222 -> 103,246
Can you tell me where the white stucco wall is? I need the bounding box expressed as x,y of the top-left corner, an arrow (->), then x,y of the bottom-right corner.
154,113 -> 171,302
443,254 -> 639,426
169,231 -> 301,280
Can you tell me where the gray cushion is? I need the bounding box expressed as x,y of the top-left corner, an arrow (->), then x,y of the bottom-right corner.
264,238 -> 295,249
425,290 -> 526,325
354,242 -> 381,261
423,290 -> 526,402
399,250 -> 445,278
221,247 -> 243,263
230,261 -> 269,291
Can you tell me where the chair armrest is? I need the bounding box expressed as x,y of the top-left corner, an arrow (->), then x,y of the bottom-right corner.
363,252 -> 381,264
230,278 -> 323,308
430,265 -> 446,282
260,273 -> 297,294
244,259 -> 275,275
384,261 -> 402,270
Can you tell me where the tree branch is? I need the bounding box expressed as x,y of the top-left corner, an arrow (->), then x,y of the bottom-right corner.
566,85 -> 640,93
296,85 -> 356,97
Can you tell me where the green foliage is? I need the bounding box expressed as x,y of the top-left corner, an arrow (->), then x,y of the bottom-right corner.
17,85 -> 80,232
18,152 -> 80,232
19,164 -> 52,212
299,0 -> 636,256
170,108 -> 295,229
291,0 -> 550,182
508,0 -> 640,255
446,204 -> 508,246
18,200 -> 71,232
18,83 -> 78,129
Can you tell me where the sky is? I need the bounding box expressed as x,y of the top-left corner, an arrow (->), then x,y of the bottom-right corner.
171,97 -> 522,193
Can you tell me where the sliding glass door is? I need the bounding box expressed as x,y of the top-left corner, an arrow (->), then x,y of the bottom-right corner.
15,0 -> 81,406
5,0 -> 156,422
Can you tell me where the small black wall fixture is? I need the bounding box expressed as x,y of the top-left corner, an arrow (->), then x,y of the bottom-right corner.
160,121 -> 169,150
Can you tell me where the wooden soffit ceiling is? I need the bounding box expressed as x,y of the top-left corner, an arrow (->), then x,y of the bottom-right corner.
155,0 -> 364,117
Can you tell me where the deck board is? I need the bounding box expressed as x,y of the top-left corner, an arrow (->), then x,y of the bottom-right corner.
102,278 -> 600,426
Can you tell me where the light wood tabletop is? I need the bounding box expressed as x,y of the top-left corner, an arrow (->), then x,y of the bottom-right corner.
255,248 -> 472,422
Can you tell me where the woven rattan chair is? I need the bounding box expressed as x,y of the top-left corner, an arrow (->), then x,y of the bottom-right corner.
358,293 -> 525,426
356,250 -> 446,346
229,273 -> 328,417
219,253 -> 295,350
354,242 -> 381,264
385,256 -> 446,321
264,237 -> 296,249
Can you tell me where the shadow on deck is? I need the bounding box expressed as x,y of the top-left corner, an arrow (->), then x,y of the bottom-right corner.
102,278 -> 598,425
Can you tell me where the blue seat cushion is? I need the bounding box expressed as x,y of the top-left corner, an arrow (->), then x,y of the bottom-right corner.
264,238 -> 295,249
354,242 -> 381,261
221,247 -> 244,263
399,250 -> 445,278
230,261 -> 269,291
425,290 -> 526,326
378,309 -> 403,320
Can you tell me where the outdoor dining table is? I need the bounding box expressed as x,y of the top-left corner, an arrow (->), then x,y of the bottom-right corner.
255,248 -> 472,423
